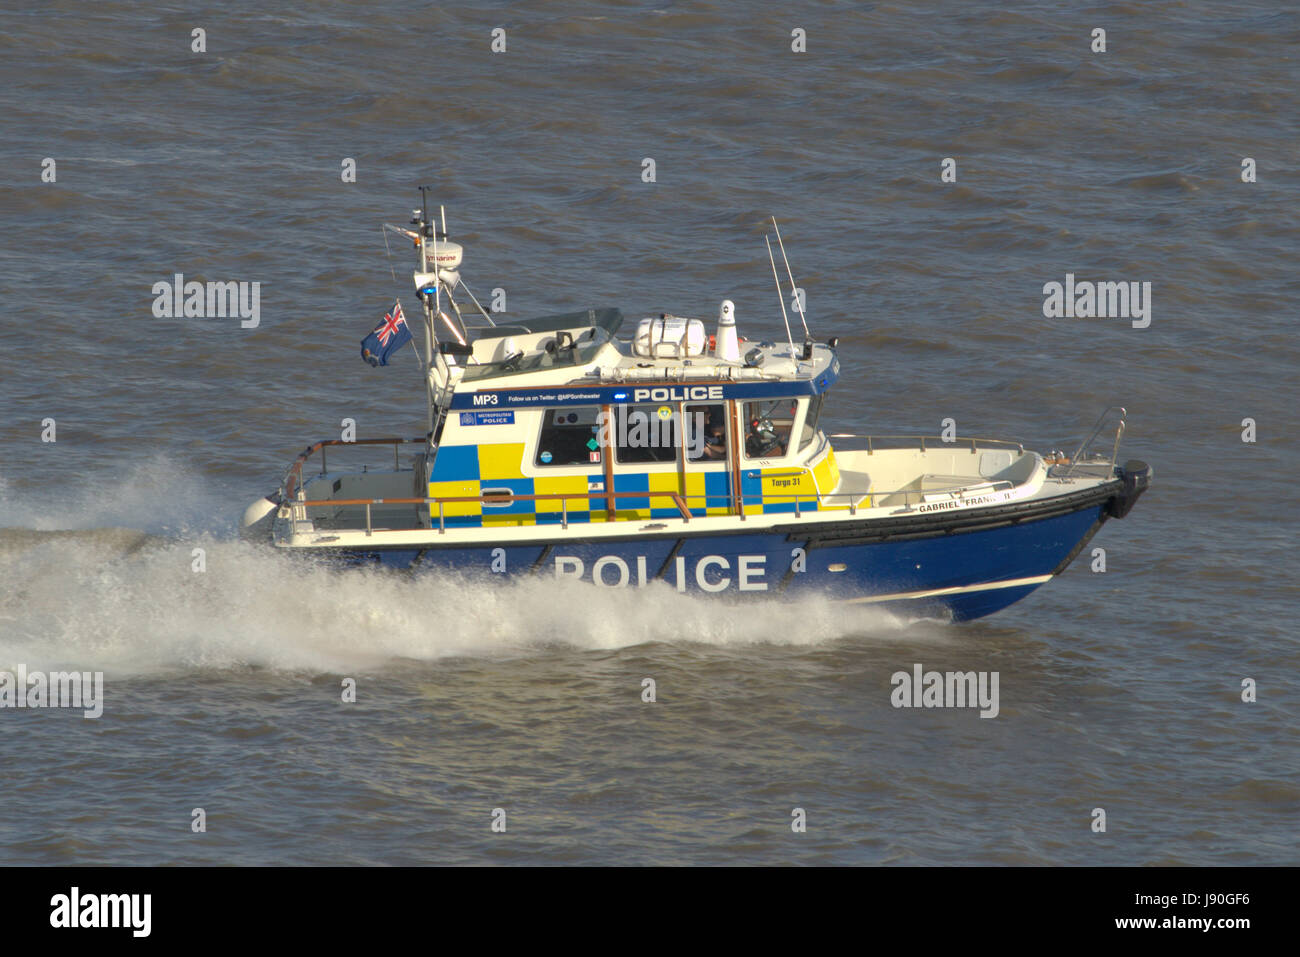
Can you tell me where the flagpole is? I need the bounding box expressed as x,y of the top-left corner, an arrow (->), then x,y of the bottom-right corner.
431,221 -> 441,437
403,301 -> 424,370
418,189 -> 435,436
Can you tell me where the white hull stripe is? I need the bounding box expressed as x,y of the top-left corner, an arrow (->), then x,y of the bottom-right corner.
840,574 -> 1054,605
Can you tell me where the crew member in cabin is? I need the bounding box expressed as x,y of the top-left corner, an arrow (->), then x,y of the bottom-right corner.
744,400 -> 795,458
746,415 -> 785,457
697,408 -> 727,460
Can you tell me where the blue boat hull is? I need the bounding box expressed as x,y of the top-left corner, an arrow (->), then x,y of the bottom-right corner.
315,477 -> 1141,621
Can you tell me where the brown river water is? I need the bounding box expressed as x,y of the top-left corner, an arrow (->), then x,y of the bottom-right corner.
0,1 -> 1296,864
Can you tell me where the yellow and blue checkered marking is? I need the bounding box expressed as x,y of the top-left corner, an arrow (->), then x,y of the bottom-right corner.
429,442 -> 603,527
426,442 -> 844,526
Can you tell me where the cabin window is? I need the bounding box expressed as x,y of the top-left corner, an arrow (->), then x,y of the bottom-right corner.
535,406 -> 602,467
799,394 -> 825,452
743,400 -> 796,459
685,404 -> 727,462
614,404 -> 682,464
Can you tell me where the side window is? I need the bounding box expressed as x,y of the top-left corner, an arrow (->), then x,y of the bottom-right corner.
685,404 -> 727,463
744,400 -> 796,459
535,406 -> 602,466
799,394 -> 825,452
614,404 -> 680,464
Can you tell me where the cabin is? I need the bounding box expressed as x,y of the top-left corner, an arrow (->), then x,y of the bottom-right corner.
418,308 -> 855,528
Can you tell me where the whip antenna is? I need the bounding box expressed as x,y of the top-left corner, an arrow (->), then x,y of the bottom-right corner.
771,217 -> 810,340
766,235 -> 799,373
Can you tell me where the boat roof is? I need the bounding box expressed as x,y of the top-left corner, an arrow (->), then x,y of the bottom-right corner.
445,306 -> 841,408
464,307 -> 624,340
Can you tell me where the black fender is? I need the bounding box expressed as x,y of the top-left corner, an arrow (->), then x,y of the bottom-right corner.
1107,460 -> 1153,519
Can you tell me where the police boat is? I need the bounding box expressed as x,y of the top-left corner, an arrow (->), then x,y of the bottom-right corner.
241,197 -> 1151,621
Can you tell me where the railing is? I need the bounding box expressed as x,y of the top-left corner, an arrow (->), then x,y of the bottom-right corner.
281,436 -> 426,503
284,480 -> 1019,537
1056,407 -> 1126,478
280,433 -> 1027,508
276,434 -> 1031,537
828,434 -> 1026,455
290,489 -> 689,536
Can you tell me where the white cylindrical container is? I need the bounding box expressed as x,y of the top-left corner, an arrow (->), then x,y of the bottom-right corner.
634,315 -> 707,358
716,300 -> 740,361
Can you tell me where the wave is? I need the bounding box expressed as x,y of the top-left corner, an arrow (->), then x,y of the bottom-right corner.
0,532 -> 935,675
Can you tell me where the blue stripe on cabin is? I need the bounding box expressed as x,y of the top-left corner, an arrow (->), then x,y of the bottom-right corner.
429,444 -> 480,481
612,472 -> 649,511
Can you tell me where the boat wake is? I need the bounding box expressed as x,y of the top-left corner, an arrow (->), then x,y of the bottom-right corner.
0,453 -> 240,536
0,525 -> 942,679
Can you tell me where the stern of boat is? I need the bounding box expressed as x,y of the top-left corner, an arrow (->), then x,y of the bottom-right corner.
241,437 -> 432,544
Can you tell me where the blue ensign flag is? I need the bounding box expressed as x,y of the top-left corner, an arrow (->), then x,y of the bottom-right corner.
360,300 -> 412,367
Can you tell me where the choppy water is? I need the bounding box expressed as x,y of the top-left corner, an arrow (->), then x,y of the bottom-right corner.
1,1 -> 1296,865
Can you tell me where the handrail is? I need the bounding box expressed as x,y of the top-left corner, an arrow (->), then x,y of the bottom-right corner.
828,434 -> 1026,454
277,427 -> 1115,538
284,479 -> 1028,536
288,489 -> 693,536
281,436 -> 426,501
280,433 -> 1027,506
1058,407 -> 1126,477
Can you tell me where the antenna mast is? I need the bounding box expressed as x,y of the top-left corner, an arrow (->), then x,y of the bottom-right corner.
765,235 -> 799,373
771,217 -> 811,341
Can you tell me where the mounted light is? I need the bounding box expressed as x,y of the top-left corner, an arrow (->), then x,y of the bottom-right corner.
716,300 -> 741,361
